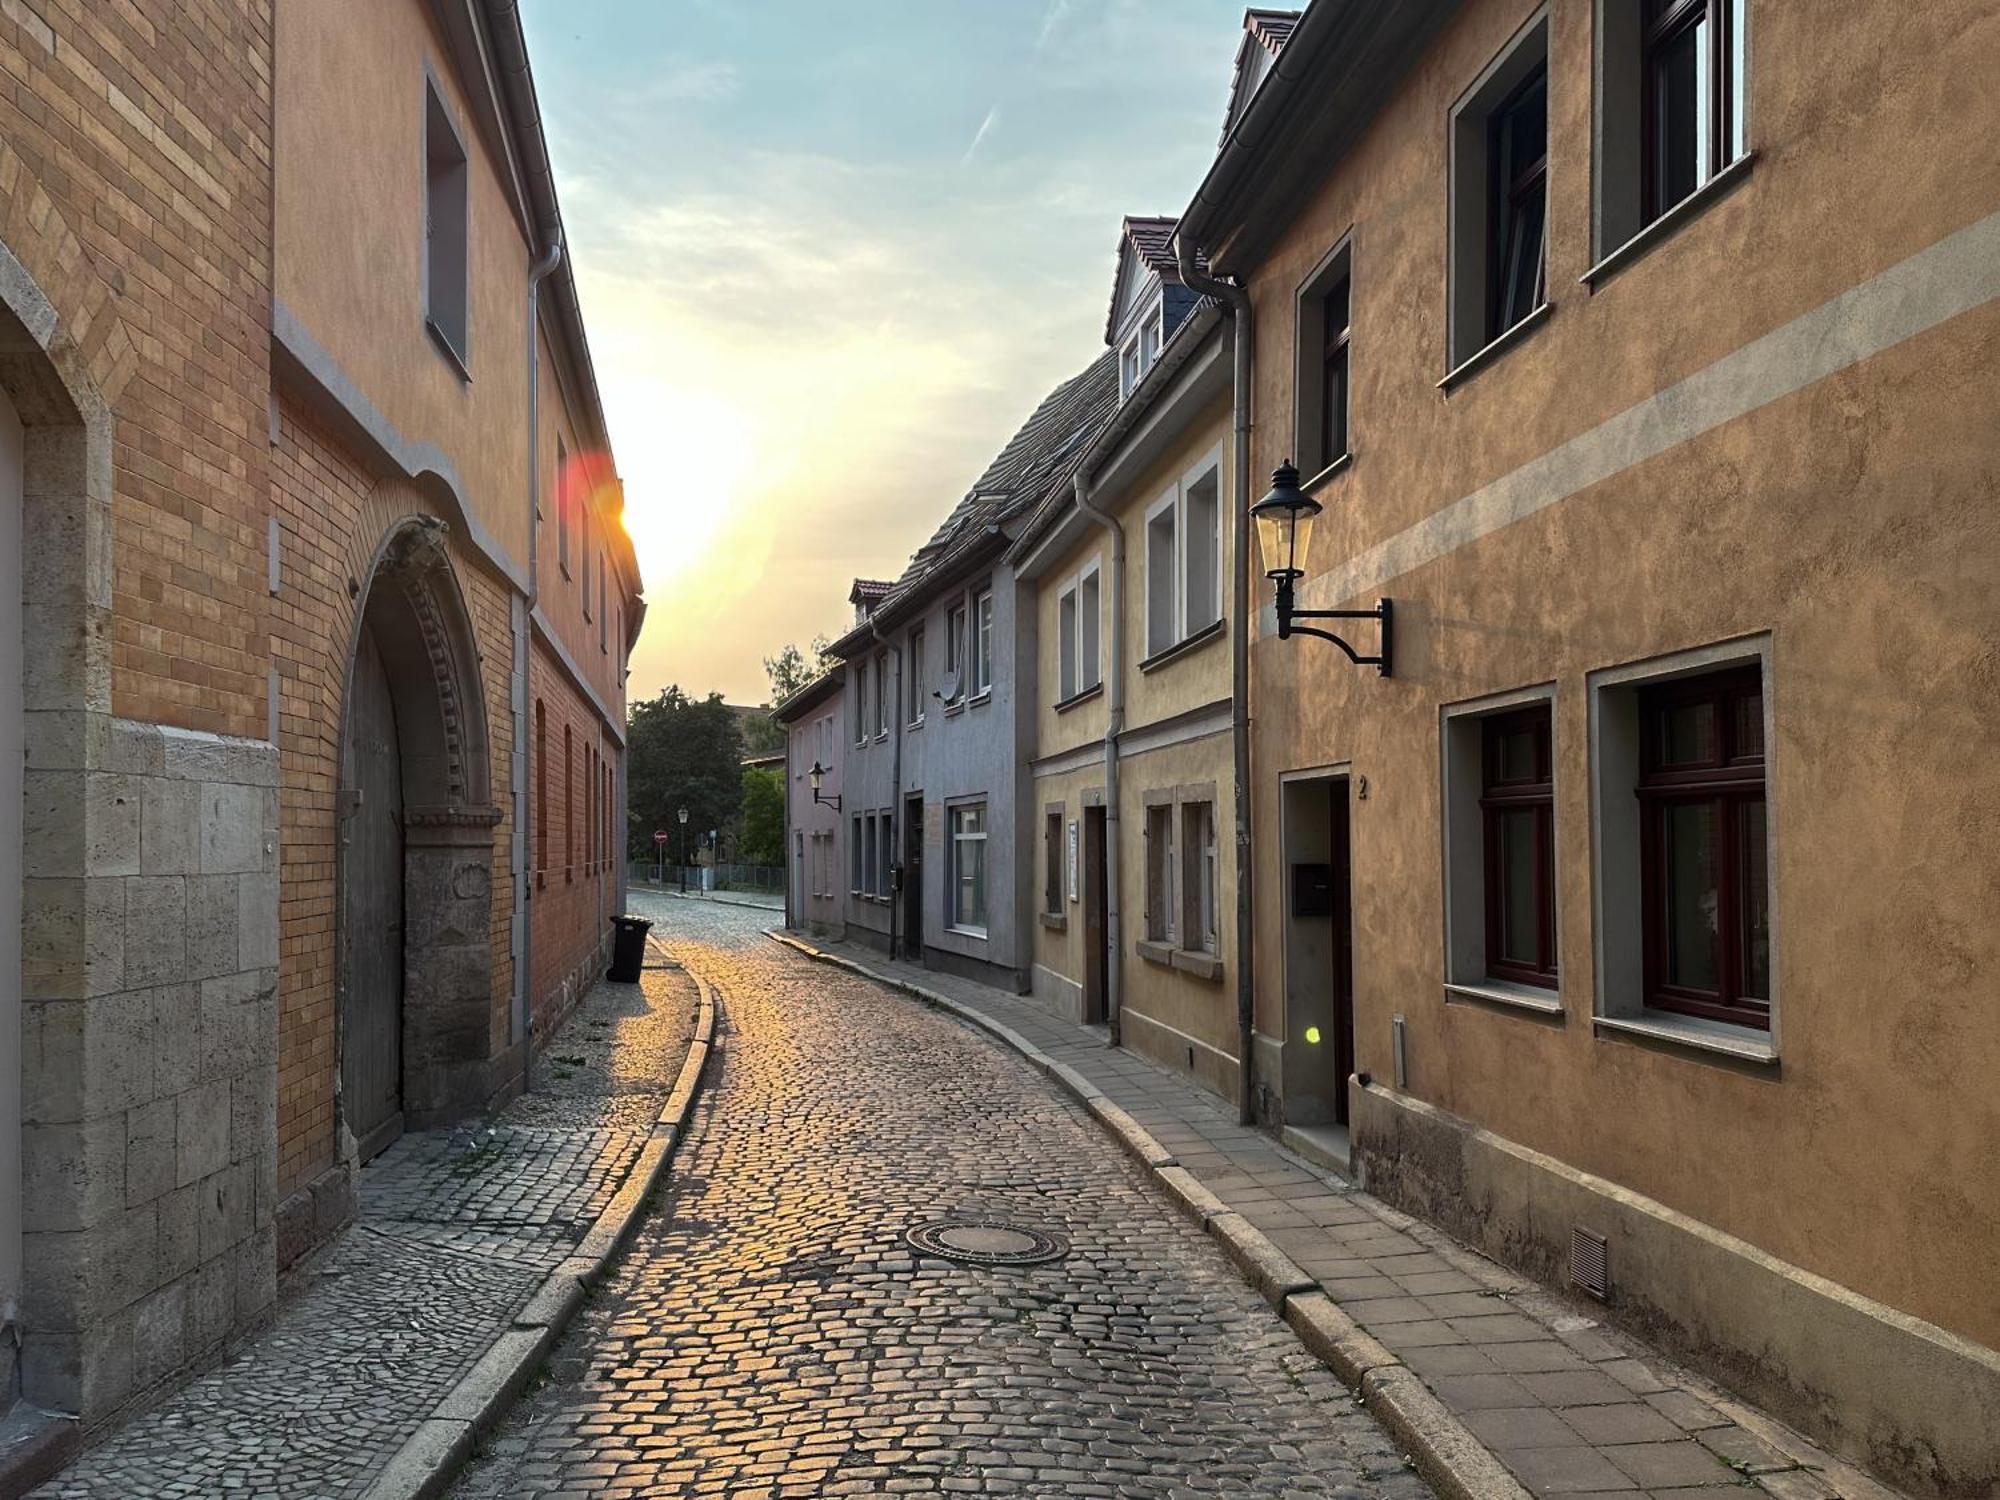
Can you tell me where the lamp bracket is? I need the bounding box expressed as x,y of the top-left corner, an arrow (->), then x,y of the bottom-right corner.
1275,584 -> 1394,677
812,789 -> 842,812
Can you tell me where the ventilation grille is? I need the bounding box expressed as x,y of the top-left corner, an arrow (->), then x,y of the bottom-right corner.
1570,1227 -> 1608,1301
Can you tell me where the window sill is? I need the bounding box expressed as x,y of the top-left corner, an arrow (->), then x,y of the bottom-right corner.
947,925 -> 988,941
906,717 -> 925,732
1583,153 -> 1757,292
872,732 -> 889,744
1135,939 -> 1175,967
1593,1010 -> 1776,1065
941,701 -> 965,719
1171,948 -> 1223,982
1054,681 -> 1103,714
425,317 -> 472,382
967,690 -> 993,708
1438,301 -> 1553,393
1444,979 -> 1564,1016
1301,452 -> 1353,496
1039,910 -> 1068,932
1139,618 -> 1225,674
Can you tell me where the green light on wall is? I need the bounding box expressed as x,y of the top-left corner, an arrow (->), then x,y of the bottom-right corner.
1304,1026 -> 1322,1045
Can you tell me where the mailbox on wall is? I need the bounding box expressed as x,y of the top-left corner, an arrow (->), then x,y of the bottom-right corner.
1292,862 -> 1333,917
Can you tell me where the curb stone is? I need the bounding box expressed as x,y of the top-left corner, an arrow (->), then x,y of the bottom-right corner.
357,960 -> 720,1500
766,927 -> 1533,1500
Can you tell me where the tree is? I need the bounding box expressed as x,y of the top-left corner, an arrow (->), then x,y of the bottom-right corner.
737,766 -> 785,867
624,686 -> 742,862
762,634 -> 837,706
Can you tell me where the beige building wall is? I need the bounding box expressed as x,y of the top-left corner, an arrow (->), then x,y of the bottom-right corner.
1212,0 -> 2000,1486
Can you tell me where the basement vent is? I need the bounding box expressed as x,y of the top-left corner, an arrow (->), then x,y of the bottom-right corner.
1570,1226 -> 1609,1301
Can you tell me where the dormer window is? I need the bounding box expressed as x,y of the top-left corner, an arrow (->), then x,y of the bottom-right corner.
1120,298 -> 1165,400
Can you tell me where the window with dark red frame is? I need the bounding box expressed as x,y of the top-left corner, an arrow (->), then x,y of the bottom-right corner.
1487,62 -> 1548,341
1642,0 -> 1742,222
1480,707 -> 1555,988
1320,274 -> 1350,467
1638,667 -> 1768,1029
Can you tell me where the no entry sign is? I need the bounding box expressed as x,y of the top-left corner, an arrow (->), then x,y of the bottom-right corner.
653,829 -> 670,844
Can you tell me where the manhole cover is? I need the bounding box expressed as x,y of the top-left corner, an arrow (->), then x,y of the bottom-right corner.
904,1219 -> 1068,1267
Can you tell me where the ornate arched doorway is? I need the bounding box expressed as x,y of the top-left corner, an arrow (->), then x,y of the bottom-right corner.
337,516 -> 500,1161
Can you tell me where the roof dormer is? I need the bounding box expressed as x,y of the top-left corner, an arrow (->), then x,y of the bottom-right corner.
1220,9 -> 1301,146
1105,216 -> 1198,403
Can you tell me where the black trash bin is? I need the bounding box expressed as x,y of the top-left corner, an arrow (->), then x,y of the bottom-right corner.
607,914 -> 652,983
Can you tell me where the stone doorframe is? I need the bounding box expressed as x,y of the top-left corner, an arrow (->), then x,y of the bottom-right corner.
335,515 -> 503,1151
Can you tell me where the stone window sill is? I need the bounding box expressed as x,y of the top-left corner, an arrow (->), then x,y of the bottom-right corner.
1054,681 -> 1103,714
1444,979 -> 1564,1016
1439,301 -> 1553,393
942,702 -> 965,719
967,690 -> 993,709
1039,910 -> 1068,932
426,316 -> 472,382
1139,619 -> 1225,674
1301,451 -> 1353,496
1593,1010 -> 1776,1065
1582,153 -> 1757,292
1135,940 -> 1221,981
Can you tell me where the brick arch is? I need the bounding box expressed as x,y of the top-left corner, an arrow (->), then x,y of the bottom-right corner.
335,511 -> 502,1154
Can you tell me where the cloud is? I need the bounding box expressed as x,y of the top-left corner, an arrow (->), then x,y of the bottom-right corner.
644,60 -> 741,104
959,106 -> 1001,167
1035,0 -> 1071,53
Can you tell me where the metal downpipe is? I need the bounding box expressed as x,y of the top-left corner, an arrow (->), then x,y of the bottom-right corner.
1075,471 -> 1125,1046
1176,239 -> 1257,1125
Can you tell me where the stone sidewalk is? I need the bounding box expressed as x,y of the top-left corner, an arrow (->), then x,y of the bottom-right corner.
31,949 -> 701,1500
774,931 -> 1905,1500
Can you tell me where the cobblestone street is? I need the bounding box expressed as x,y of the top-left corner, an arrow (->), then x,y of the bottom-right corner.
32,963 -> 698,1500
451,897 -> 1429,1499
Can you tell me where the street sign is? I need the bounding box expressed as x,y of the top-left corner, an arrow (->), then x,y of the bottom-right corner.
653,829 -> 669,844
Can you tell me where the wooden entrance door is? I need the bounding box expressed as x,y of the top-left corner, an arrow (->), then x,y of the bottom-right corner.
342,622 -> 405,1161
1082,807 -> 1108,1024
903,795 -> 924,958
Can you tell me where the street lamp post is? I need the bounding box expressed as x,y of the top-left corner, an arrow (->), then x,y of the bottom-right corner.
677,804 -> 690,894
1250,461 -> 1393,675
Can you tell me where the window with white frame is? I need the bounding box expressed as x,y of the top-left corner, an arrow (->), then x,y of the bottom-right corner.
1119,299 -> 1166,400
946,602 -> 968,701
853,661 -> 867,743
862,813 -> 877,897
1144,801 -> 1176,944
874,650 -> 888,735
1182,800 -> 1218,954
971,589 -> 994,695
949,802 -> 988,934
1145,456 -> 1224,658
907,628 -> 925,725
1056,560 -> 1102,702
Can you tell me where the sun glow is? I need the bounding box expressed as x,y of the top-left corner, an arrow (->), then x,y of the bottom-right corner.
603,378 -> 757,588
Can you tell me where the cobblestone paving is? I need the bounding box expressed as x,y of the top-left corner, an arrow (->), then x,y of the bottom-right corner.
451,898 -> 1432,1499
34,961 -> 698,1500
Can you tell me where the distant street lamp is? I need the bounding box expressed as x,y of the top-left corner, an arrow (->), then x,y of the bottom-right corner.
1250,460 -> 1393,676
677,805 -> 690,894
807,760 -> 841,811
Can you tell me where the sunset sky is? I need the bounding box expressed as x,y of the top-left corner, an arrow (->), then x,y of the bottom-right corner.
522,0 -> 1255,705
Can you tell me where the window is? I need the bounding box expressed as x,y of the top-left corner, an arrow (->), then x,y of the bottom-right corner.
564,725 -> 574,880
534,700 -> 547,884
599,563 -> 608,652
1056,561 -> 1101,702
1448,16 -> 1549,368
1120,300 -> 1166,400
874,650 -> 888,735
556,436 -> 571,579
1044,810 -> 1064,915
853,660 -> 868,744
877,814 -> 895,899
1182,801 -> 1218,954
1637,669 -> 1767,1028
851,815 -> 863,893
907,628 -> 925,725
1482,708 -> 1556,988
949,803 -> 987,935
423,80 -> 469,366
863,813 -> 878,897
1144,802 -> 1176,945
582,513 -> 592,618
586,747 -> 596,869
971,589 -> 994,695
945,602 -> 968,701
1294,242 -> 1353,476
1144,457 -> 1224,658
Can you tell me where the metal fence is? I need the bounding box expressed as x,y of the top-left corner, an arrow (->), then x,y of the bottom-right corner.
630,860 -> 785,895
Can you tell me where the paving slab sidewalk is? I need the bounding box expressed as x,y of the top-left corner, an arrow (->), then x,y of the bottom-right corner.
774,930 -> 1905,1500
33,944 -> 708,1500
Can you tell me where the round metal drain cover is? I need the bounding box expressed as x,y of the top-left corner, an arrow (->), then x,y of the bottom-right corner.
905,1219 -> 1068,1267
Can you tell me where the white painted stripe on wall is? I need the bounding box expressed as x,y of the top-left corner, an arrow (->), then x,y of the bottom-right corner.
1271,208 -> 2000,626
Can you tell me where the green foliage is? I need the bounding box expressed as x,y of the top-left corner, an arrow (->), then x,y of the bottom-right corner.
737,765 -> 785,866
625,686 -> 743,860
762,635 -> 838,706
739,710 -> 785,757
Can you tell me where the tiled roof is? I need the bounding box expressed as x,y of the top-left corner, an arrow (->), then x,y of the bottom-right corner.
872,351 -> 1120,627
849,578 -> 893,605
1221,8 -> 1303,147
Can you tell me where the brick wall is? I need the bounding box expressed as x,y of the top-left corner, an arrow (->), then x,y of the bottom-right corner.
527,644 -> 616,1046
